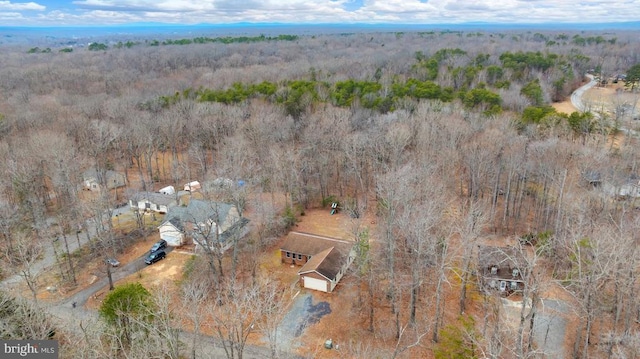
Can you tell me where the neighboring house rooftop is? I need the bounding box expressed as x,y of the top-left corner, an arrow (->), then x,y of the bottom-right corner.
298,246 -> 345,281
165,199 -> 234,224
130,191 -> 177,206
478,245 -> 527,271
280,232 -> 353,257
165,217 -> 184,232
582,170 -> 602,185
161,199 -> 248,246
478,245 -> 528,294
218,217 -> 250,243
82,168 -> 125,191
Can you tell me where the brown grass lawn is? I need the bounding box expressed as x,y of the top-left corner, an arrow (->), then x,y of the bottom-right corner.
552,100 -> 578,114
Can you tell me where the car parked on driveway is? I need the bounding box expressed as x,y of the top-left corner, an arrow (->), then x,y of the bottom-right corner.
144,250 -> 166,265
150,239 -> 167,253
105,258 -> 120,267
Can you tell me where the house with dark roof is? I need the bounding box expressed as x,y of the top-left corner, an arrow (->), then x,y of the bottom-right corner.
128,191 -> 178,214
478,245 -> 527,295
158,199 -> 249,249
280,232 -> 355,293
582,170 -> 602,187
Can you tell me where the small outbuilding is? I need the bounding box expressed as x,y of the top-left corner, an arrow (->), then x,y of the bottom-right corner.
280,232 -> 355,293
582,170 -> 602,187
158,185 -> 175,195
184,181 -> 201,192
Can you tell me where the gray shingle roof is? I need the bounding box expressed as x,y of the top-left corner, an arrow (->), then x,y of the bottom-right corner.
164,199 -> 232,223
161,200 -> 247,244
130,191 -> 177,206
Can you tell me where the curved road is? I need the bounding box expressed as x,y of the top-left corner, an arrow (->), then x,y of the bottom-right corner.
570,74 -> 597,112
570,74 -> 639,137
7,76 -> 617,358
0,216 -> 297,359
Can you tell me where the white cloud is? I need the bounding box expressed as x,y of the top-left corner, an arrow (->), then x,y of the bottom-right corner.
72,0 -> 216,12
6,0 -> 640,25
0,0 -> 45,11
0,11 -> 24,19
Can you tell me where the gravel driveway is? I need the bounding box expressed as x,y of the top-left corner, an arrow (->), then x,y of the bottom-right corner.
276,292 -> 332,352
501,297 -> 569,359
533,299 -> 569,359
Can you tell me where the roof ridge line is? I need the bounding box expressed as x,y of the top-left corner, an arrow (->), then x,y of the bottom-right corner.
290,231 -> 351,243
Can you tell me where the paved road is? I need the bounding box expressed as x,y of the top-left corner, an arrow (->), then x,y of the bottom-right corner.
39,244 -> 293,359
570,74 -> 597,112
570,73 -> 640,138
2,204 -> 130,288
0,208 -> 301,359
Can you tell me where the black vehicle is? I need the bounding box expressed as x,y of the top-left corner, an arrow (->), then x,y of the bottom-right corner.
150,239 -> 167,253
144,250 -> 166,265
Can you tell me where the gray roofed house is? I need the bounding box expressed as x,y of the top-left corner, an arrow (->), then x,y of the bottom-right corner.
158,199 -> 249,250
129,191 -> 178,214
582,170 -> 602,187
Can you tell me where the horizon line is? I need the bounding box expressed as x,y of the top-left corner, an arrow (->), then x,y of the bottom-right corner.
2,20 -> 640,29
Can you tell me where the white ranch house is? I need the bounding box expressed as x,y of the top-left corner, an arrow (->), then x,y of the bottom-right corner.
128,191 -> 178,214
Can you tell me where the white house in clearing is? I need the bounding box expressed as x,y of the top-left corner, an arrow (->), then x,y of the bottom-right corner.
158,199 -> 249,249
128,191 -> 178,214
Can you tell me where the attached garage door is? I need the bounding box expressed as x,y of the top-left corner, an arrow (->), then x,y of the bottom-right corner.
302,276 -> 328,292
161,233 -> 182,247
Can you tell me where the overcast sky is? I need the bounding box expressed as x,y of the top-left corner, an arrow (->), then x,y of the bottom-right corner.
1,0 -> 640,26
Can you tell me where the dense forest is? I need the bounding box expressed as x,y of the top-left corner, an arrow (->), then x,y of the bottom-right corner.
0,28 -> 639,358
